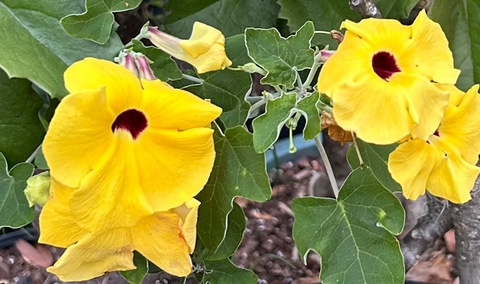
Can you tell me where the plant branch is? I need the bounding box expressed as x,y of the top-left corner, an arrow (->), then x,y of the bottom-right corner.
25,143 -> 42,164
314,136 -> 339,198
400,193 -> 453,271
349,0 -> 382,18
302,52 -> 322,89
351,133 -> 364,166
182,74 -> 204,84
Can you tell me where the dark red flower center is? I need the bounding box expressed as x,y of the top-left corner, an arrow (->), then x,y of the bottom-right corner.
111,109 -> 147,139
434,129 -> 440,136
372,51 -> 401,80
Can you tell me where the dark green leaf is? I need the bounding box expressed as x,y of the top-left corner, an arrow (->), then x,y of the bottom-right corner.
196,125 -> 271,251
165,0 -> 280,38
296,92 -> 321,140
34,148 -> 49,170
0,69 -> 45,167
372,0 -> 418,19
277,0 -> 360,46
61,0 -> 142,44
186,34 -> 252,129
0,153 -> 35,229
206,202 -> 246,260
204,259 -> 258,284
164,0 -> 220,24
120,251 -> 148,284
245,22 -> 315,88
252,93 -> 297,153
430,0 -> 480,91
131,40 -> 183,81
347,139 -> 401,192
0,0 -> 123,98
293,167 -> 405,284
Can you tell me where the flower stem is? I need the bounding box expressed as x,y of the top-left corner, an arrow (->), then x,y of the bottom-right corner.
182,74 -> 205,84
314,135 -> 339,198
25,144 -> 42,164
249,99 -> 266,115
295,71 -> 303,90
351,132 -> 364,166
314,31 -> 332,35
302,52 -> 323,89
101,273 -> 111,284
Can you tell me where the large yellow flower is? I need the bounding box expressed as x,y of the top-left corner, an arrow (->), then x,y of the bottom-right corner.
388,85 -> 480,203
39,178 -> 199,281
148,22 -> 232,74
42,58 -> 221,233
318,10 -> 460,144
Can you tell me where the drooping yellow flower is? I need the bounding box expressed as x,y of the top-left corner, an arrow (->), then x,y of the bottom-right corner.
42,58 -> 221,233
388,85 -> 480,203
148,22 -> 232,74
39,178 -> 199,281
318,10 -> 460,145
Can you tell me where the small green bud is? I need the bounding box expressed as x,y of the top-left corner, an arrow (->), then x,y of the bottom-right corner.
241,63 -> 267,76
24,172 -> 51,207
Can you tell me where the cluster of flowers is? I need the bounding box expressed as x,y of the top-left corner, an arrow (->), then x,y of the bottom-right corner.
39,23 -> 231,281
318,11 -> 480,203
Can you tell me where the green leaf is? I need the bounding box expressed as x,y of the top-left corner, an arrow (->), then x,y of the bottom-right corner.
34,147 -> 49,170
120,251 -> 148,284
372,0 -> 418,19
0,69 -> 45,167
164,0 -> 220,24
206,202 -> 246,260
252,93 -> 297,153
131,40 -> 183,82
0,0 -> 123,98
164,0 -> 280,39
0,152 -> 35,229
293,167 -> 405,284
245,21 -> 315,89
278,0 -> 360,46
430,0 -> 480,90
186,34 -> 252,129
347,139 -> 401,193
61,0 -> 142,44
296,92 -> 321,140
204,259 -> 258,284
196,125 -> 271,251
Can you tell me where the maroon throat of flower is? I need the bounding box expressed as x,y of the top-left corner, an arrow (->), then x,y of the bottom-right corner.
372,51 -> 401,81
111,109 -> 148,139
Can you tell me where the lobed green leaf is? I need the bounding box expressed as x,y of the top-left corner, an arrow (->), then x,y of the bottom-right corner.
186,34 -> 252,129
120,251 -> 148,284
0,153 -> 35,229
347,139 -> 401,193
245,21 -> 315,89
0,69 -> 45,167
293,167 -> 405,284
165,0 -> 280,39
203,259 -> 258,284
430,0 -> 480,90
61,0 -> 142,44
196,125 -> 271,251
0,0 -> 123,98
296,92 -> 321,140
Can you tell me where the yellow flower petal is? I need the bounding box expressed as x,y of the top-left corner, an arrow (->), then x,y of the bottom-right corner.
69,132 -> 154,232
319,10 -> 459,144
137,127 -> 215,211
43,88 -> 114,188
140,79 -> 222,131
133,212 -> 192,277
47,228 -> 135,282
179,22 -> 222,58
171,198 -> 200,253
388,139 -> 441,200
426,152 -> 479,203
436,84 -> 480,164
38,178 -> 85,248
64,57 -> 143,115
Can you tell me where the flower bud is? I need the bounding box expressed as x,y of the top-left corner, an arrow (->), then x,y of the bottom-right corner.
24,172 -> 50,207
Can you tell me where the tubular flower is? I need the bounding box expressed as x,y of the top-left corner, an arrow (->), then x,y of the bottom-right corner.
388,85 -> 480,203
39,178 -> 200,281
42,57 -> 221,233
148,22 -> 232,74
318,10 -> 460,144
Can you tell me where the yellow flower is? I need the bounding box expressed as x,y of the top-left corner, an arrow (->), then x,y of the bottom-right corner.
148,22 -> 232,74
39,178 -> 199,281
318,10 -> 460,145
42,58 -> 221,233
388,85 -> 480,203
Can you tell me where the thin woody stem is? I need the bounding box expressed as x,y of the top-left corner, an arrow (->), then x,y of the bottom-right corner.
182,74 -> 205,84
314,136 -> 339,198
351,132 -> 364,166
25,143 -> 42,164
